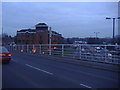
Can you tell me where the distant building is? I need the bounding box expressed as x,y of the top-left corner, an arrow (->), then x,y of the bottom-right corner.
16,23 -> 64,44
50,31 -> 64,44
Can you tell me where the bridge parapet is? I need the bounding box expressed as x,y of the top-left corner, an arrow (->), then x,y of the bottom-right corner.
6,44 -> 120,65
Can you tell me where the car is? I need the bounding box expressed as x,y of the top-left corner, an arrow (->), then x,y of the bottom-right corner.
0,46 -> 12,64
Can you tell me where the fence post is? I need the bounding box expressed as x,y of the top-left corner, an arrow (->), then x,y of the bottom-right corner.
17,45 -> 19,52
39,44 -> 41,54
17,45 -> 18,52
27,45 -> 29,53
79,44 -> 81,59
18,45 -> 19,52
14,45 -> 16,51
19,45 -> 21,52
112,45 -> 115,64
16,45 -> 17,51
49,44 -> 52,55
22,45 -> 24,52
104,45 -> 107,62
62,44 -> 64,57
17,45 -> 18,51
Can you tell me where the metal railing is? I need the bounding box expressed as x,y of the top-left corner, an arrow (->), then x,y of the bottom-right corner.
7,44 -> 120,64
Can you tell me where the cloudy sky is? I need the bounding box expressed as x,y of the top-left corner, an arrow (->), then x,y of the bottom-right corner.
2,2 -> 118,38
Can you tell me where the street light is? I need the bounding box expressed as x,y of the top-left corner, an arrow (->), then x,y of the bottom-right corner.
94,32 -> 100,38
118,17 -> 120,19
106,17 -> 111,19
106,17 -> 120,44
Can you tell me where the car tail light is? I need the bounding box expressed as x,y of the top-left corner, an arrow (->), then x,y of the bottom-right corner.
8,54 -> 12,57
1,54 -> 6,56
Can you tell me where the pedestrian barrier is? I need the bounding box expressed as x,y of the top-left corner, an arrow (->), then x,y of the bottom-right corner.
7,44 -> 120,64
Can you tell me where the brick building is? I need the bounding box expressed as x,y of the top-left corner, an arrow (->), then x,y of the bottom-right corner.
16,23 -> 64,44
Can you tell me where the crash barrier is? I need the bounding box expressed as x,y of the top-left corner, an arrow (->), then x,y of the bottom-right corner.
7,44 -> 120,64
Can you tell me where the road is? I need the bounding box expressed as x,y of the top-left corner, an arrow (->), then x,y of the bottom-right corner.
2,53 -> 120,88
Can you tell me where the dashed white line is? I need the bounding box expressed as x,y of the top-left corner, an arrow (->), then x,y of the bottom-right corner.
25,64 -> 53,75
80,83 -> 94,89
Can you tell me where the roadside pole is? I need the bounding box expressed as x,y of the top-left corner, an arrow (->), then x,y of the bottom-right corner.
49,27 -> 52,55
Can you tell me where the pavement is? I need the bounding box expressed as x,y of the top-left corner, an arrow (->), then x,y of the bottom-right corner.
2,52 -> 120,88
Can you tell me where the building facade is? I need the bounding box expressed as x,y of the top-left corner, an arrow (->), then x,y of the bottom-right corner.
16,23 -> 64,44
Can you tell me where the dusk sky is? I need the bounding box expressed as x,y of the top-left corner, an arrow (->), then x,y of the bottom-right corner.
2,2 -> 118,38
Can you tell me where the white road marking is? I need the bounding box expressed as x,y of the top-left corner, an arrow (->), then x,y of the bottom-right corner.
25,64 -> 53,75
80,84 -> 92,88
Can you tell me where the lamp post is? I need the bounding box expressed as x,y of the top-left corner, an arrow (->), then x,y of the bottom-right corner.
94,32 -> 100,38
106,17 -> 120,44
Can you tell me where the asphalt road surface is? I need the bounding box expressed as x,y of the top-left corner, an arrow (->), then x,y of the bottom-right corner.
2,53 -> 120,88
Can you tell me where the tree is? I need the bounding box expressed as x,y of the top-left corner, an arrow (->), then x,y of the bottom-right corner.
1,33 -> 13,46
